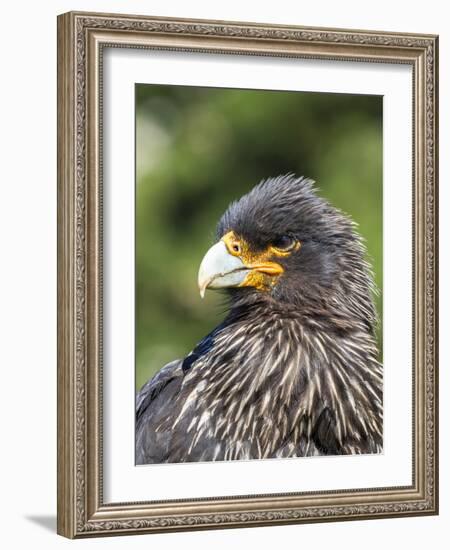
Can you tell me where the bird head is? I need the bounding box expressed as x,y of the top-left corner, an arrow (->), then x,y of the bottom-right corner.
198,174 -> 376,329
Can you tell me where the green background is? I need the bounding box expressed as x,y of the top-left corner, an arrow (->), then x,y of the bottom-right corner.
136,84 -> 383,391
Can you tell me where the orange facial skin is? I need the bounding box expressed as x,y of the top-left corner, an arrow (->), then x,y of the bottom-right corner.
221,231 -> 300,291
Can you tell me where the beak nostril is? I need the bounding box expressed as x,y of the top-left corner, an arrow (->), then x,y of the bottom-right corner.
232,244 -> 240,253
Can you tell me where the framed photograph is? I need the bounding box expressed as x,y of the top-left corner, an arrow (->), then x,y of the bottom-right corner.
57,11 -> 439,538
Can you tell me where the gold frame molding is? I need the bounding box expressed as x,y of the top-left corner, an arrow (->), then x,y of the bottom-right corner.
57,11 -> 439,538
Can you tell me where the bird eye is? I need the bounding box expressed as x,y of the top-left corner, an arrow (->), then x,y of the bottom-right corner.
272,235 -> 296,251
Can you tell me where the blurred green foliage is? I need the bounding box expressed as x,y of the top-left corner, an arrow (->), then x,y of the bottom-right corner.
136,85 -> 383,391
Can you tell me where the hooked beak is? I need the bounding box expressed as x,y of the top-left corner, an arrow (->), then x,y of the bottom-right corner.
197,234 -> 284,298
197,241 -> 248,298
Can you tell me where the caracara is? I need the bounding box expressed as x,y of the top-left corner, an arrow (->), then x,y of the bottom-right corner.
136,175 -> 383,463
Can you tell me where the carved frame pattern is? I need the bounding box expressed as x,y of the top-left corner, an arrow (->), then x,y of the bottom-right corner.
57,11 -> 438,538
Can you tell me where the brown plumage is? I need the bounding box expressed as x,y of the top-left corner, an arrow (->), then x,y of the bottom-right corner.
136,175 -> 382,464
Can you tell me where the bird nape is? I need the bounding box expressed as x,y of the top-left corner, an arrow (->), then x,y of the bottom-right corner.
136,174 -> 383,464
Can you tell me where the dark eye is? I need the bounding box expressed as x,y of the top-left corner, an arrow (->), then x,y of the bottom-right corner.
272,235 -> 296,251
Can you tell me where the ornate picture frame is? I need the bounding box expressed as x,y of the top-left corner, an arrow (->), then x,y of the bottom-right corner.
57,11 -> 438,538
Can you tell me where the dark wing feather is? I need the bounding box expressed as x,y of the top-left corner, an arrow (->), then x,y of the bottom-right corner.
136,327 -> 228,464
135,359 -> 184,464
311,407 -> 340,455
181,326 -> 220,373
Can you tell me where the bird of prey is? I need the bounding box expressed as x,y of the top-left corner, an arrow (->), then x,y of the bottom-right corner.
136,174 -> 383,464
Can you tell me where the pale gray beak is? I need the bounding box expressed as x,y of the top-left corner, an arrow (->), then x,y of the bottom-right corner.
197,241 -> 248,298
